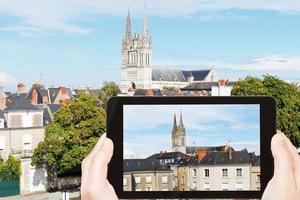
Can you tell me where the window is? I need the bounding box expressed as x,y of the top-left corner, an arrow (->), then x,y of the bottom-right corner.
222,169 -> 228,177
192,181 -> 197,189
181,176 -> 184,185
193,169 -> 197,176
135,188 -> 141,191
204,169 -> 210,177
0,136 -> 5,151
222,182 -> 229,191
23,134 -> 32,150
236,182 -> 243,190
146,176 -> 152,183
123,178 -> 127,186
147,186 -> 152,191
162,188 -> 168,191
162,176 -> 168,184
135,177 -> 141,184
256,174 -> 261,182
236,168 -> 242,177
204,182 -> 210,191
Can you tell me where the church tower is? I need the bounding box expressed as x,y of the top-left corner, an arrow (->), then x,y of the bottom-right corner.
120,4 -> 153,93
172,112 -> 186,153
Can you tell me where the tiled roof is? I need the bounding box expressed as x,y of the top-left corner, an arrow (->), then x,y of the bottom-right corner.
25,84 -> 48,101
181,81 -> 235,91
6,95 -> 40,111
0,110 -> 4,118
147,151 -> 190,160
48,104 -> 62,113
48,88 -> 61,103
186,146 -> 230,155
124,159 -> 172,172
133,89 -> 163,96
175,151 -> 257,166
152,69 -> 211,82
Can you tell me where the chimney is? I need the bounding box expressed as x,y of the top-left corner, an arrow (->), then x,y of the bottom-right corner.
228,146 -> 232,160
196,148 -> 207,160
31,89 -> 38,105
146,89 -> 154,96
17,83 -> 26,93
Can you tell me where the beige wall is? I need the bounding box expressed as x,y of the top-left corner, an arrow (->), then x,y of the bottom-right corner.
250,166 -> 261,190
0,127 -> 44,159
123,171 -> 173,191
187,164 -> 251,191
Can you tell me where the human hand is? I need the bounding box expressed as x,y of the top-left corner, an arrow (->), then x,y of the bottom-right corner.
262,131 -> 300,200
81,134 -> 118,200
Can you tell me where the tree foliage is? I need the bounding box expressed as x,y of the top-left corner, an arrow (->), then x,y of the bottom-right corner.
232,75 -> 300,146
98,81 -> 121,109
32,94 -> 106,176
0,155 -> 21,181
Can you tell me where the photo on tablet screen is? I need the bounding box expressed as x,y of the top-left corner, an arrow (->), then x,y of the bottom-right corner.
123,104 -> 260,192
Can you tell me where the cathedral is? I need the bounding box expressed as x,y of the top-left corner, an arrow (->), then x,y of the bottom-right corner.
172,112 -> 187,154
120,5 -> 217,94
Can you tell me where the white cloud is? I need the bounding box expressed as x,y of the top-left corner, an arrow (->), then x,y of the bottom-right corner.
0,0 -> 300,35
0,71 -> 17,88
154,55 -> 300,72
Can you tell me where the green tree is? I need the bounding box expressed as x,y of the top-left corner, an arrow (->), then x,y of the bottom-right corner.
98,81 -> 121,109
0,156 -> 21,181
32,94 -> 106,176
232,75 -> 300,146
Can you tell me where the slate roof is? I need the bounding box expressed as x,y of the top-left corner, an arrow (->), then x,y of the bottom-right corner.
152,69 -> 211,82
147,151 -> 190,160
133,89 -> 163,96
48,104 -> 61,113
48,87 -> 72,103
186,146 -> 230,155
73,89 -> 100,98
0,110 -> 4,118
181,81 -> 235,91
175,151 -> 257,166
6,95 -> 40,111
124,159 -> 172,172
43,108 -> 52,125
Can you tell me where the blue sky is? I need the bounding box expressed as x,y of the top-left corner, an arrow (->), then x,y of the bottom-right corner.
0,0 -> 300,91
124,105 -> 260,159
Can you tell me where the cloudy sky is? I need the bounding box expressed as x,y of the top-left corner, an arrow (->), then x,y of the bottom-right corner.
124,104 -> 260,159
0,0 -> 299,91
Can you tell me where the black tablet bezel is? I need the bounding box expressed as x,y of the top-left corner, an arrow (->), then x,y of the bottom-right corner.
107,96 -> 276,199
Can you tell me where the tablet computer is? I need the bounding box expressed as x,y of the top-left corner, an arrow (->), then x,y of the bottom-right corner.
107,96 -> 276,199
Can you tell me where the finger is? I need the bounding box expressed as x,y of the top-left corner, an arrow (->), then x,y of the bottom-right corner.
89,138 -> 114,187
81,133 -> 106,184
271,133 -> 294,184
279,131 -> 300,189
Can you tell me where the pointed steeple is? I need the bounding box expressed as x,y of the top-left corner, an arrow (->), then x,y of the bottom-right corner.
142,1 -> 148,37
179,110 -> 184,127
173,114 -> 177,130
124,7 -> 132,45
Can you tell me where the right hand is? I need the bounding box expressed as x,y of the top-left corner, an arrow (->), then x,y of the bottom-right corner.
262,131 -> 300,200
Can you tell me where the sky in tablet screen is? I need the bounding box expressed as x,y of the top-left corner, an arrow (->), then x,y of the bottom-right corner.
124,104 -> 260,159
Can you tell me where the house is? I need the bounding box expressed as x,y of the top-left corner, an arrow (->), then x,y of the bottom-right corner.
123,159 -> 174,191
180,79 -> 235,96
172,149 -> 258,191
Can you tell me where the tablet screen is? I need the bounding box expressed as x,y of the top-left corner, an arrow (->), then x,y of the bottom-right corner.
123,104 -> 260,192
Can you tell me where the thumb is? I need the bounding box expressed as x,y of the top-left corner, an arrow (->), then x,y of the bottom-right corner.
271,132 -> 294,182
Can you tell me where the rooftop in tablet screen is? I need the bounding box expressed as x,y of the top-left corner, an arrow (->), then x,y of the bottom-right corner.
123,104 -> 260,191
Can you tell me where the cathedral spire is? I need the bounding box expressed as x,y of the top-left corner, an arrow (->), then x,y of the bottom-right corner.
124,7 -> 132,45
142,1 -> 148,37
173,114 -> 177,130
179,110 -> 184,127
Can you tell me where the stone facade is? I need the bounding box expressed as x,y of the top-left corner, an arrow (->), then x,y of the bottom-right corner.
171,112 -> 186,154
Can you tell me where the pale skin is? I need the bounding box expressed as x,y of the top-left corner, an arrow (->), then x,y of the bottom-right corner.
81,131 -> 300,200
